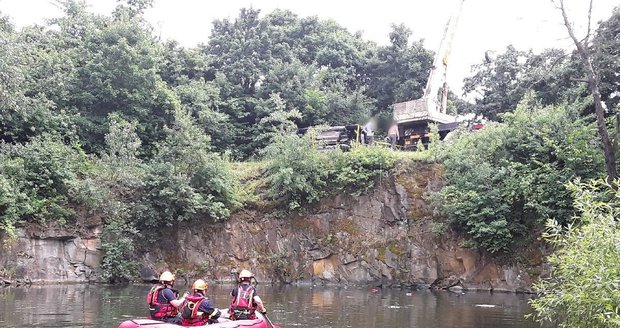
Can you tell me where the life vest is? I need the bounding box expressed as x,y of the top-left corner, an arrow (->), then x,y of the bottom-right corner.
146,285 -> 178,320
180,294 -> 211,326
229,285 -> 257,320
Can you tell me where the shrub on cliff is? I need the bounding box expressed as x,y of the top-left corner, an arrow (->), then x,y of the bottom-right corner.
0,175 -> 26,243
0,136 -> 90,243
263,131 -> 329,211
91,112 -> 238,230
100,219 -> 139,283
330,145 -> 396,196
132,108 -> 238,228
433,97 -> 604,253
264,131 -> 398,211
132,160 -> 232,227
530,180 -> 620,328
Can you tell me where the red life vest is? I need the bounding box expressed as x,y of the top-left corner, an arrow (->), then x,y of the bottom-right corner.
146,285 -> 178,320
180,294 -> 210,326
229,285 -> 257,320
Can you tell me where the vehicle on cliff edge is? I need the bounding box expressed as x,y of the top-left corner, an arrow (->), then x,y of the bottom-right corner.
392,0 -> 483,150
296,124 -> 362,151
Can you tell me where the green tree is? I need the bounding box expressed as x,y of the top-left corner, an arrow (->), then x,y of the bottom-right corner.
202,8 -> 382,157
173,79 -> 234,153
366,23 -> 433,114
463,46 -> 581,121
463,8 -> 619,123
113,0 -> 154,19
530,180 -> 620,328
43,1 -> 177,154
97,114 -> 145,184
161,41 -> 213,87
254,93 -> 302,149
0,14 -> 73,143
553,0 -> 617,183
203,8 -> 281,157
593,7 -> 620,111
256,58 -> 318,126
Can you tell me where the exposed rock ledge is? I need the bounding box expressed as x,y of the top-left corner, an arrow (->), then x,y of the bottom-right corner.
148,163 -> 550,292
0,222 -> 102,283
0,163 -> 549,292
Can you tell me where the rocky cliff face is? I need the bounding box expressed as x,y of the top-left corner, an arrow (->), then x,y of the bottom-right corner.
0,163 -> 548,292
146,163 -> 549,292
0,222 -> 101,283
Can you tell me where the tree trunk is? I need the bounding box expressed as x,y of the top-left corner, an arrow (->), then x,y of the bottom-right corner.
615,113 -> 620,156
584,61 -> 618,184
556,0 -> 618,184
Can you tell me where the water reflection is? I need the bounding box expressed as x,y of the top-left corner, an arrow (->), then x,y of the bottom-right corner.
0,284 -> 538,328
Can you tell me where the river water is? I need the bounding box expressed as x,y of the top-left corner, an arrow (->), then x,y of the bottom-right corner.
0,284 -> 539,328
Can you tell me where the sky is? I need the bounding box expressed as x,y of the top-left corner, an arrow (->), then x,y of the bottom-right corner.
1,0 -> 618,93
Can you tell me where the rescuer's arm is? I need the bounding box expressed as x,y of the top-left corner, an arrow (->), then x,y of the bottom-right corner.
253,295 -> 266,313
169,291 -> 188,308
200,299 -> 221,322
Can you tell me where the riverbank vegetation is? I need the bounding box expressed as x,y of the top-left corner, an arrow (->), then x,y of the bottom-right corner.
0,4 -> 619,319
530,180 -> 620,328
433,98 -> 605,253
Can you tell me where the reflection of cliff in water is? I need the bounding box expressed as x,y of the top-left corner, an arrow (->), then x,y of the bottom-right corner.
268,285 -> 537,328
0,284 -> 150,328
0,284 -> 537,328
1,284 -> 93,327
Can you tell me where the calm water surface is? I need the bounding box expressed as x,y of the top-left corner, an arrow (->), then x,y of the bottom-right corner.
0,284 -> 539,328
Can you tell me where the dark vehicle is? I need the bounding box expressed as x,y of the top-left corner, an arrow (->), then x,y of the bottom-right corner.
400,121 -> 459,150
297,125 -> 362,151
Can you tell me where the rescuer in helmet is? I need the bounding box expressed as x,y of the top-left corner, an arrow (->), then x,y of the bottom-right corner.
180,279 -> 221,326
146,271 -> 183,323
228,270 -> 266,320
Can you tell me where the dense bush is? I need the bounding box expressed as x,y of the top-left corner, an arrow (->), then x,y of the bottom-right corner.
263,132 -> 329,211
132,161 -> 231,228
433,97 -> 604,253
331,145 -> 396,196
132,108 -> 237,228
0,136 -> 90,241
530,180 -> 620,327
264,131 -> 398,211
0,175 -> 26,243
100,219 -> 139,283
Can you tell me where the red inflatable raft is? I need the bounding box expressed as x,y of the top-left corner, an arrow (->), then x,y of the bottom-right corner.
118,313 -> 280,328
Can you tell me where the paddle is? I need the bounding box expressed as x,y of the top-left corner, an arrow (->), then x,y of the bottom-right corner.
251,275 -> 277,328
262,311 -> 277,328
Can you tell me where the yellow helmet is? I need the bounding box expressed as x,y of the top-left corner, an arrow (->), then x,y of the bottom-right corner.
159,271 -> 175,283
238,269 -> 254,281
192,279 -> 208,291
